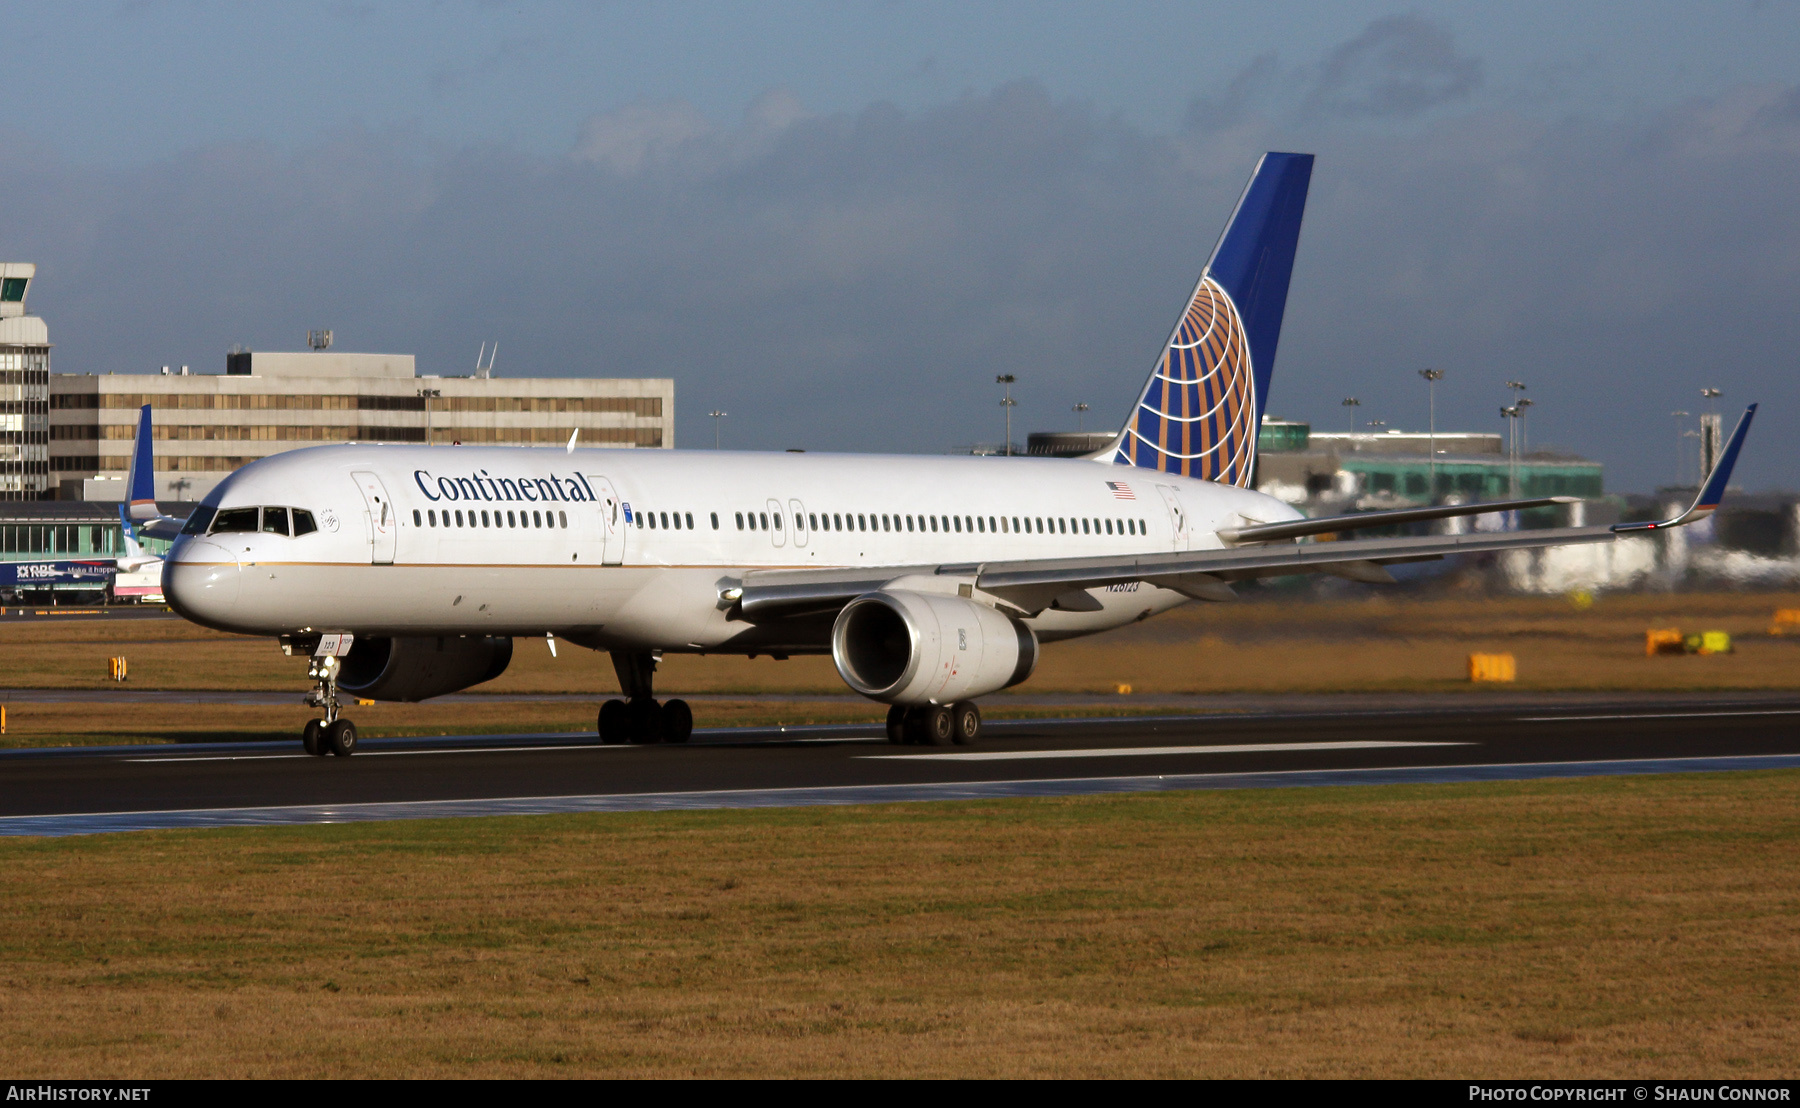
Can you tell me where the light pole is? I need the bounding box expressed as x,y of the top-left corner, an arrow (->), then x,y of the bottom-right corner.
1341,397 -> 1360,432
1669,410 -> 1689,486
417,388 -> 441,445
1418,368 -> 1443,501
1500,405 -> 1520,497
1072,402 -> 1089,431
1515,396 -> 1534,456
1699,388 -> 1724,477
708,409 -> 727,450
996,374 -> 1017,456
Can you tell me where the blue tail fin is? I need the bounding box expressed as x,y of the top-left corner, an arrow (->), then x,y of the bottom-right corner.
125,404 -> 158,520
1111,152 -> 1313,485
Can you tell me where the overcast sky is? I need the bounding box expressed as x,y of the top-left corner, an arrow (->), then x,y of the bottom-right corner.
3,1 -> 1798,492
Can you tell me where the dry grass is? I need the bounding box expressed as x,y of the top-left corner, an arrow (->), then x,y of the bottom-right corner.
5,591 -> 1800,698
0,772 -> 1795,1077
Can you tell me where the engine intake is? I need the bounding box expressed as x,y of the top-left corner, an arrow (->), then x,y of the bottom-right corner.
832,590 -> 1037,706
337,635 -> 514,702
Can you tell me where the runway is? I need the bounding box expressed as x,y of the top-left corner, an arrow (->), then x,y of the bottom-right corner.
5,695 -> 1800,836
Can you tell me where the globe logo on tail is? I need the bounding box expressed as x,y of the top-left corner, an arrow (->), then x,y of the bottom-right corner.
1115,276 -> 1256,486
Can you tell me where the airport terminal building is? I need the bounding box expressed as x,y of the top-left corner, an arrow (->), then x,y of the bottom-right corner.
50,346 -> 674,503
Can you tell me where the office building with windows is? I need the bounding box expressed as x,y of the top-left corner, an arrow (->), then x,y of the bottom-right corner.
0,263 -> 51,500
50,346 -> 673,502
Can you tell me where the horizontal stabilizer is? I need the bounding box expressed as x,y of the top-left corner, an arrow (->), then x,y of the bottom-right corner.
1218,496 -> 1579,544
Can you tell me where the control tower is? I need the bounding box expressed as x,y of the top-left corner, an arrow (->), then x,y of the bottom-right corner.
0,264 -> 49,499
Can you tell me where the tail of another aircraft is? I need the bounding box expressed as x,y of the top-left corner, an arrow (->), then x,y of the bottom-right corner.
125,404 -> 159,522
1107,151 -> 1313,485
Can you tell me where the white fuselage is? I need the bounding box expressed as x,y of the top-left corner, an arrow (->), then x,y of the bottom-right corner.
162,444 -> 1302,652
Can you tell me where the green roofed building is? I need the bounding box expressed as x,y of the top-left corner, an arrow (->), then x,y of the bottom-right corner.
1253,418 -> 1603,515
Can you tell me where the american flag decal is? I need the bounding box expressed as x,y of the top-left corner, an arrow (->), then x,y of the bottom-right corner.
1105,481 -> 1136,500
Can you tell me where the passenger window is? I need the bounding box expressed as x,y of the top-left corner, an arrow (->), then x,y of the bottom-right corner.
661,511 -> 669,529
211,506 -> 259,533
508,511 -> 517,527
481,511 -> 490,527
1013,517 -> 1021,533
412,509 -> 423,527
1080,519 -> 1089,534
906,515 -> 914,532
428,509 -> 438,527
976,516 -> 984,533
560,511 -> 569,528
533,511 -> 542,528
988,516 -> 996,532
292,509 -> 318,536
928,516 -> 938,532
735,511 -> 744,530
760,512 -> 769,529
452,510 -> 461,527
685,512 -> 694,529
952,516 -> 961,533
712,512 -> 720,530
261,507 -> 289,535
774,513 -> 783,531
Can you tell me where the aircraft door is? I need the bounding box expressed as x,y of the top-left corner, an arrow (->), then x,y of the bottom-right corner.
352,471 -> 397,565
788,499 -> 809,547
1155,484 -> 1191,551
766,498 -> 787,548
585,475 -> 625,565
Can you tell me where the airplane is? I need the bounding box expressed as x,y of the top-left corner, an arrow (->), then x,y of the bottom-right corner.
112,405 -> 183,601
160,151 -> 1759,758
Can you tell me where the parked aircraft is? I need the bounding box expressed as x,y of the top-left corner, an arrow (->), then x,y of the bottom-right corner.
161,152 -> 1757,757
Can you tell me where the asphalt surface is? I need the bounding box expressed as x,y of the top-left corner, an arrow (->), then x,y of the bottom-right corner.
4,695 -> 1800,835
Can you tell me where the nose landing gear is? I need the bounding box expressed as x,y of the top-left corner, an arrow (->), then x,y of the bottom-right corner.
302,651 -> 358,757
886,701 -> 981,746
598,650 -> 694,745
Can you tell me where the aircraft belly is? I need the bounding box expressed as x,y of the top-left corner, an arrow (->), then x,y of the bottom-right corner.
229,563 -> 656,636
1025,584 -> 1189,641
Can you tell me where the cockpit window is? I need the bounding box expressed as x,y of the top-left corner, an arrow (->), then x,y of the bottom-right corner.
180,505 -> 216,536
292,509 -> 317,536
211,507 -> 259,533
261,507 -> 291,536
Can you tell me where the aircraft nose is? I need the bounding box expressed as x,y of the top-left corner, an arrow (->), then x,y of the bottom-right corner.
163,540 -> 241,630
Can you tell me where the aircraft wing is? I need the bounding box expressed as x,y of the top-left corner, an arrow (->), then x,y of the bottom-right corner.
733,525 -> 1617,620
731,405 -> 1756,622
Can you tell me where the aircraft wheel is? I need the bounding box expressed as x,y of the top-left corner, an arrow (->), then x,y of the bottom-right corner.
301,719 -> 325,757
628,699 -> 663,744
662,699 -> 693,744
598,699 -> 629,744
885,705 -> 906,745
325,719 -> 358,758
919,705 -> 954,746
951,702 -> 981,746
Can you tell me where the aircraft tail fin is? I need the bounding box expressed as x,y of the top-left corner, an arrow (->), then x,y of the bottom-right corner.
1107,151 -> 1313,485
125,404 -> 159,521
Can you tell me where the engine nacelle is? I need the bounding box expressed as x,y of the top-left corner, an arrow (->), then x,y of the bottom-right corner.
832,590 -> 1038,706
337,635 -> 514,702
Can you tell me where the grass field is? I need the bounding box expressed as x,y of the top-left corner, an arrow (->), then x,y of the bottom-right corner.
0,772 -> 1794,1077
4,591 -> 1799,697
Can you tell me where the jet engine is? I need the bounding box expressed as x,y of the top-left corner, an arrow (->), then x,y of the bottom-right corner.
831,590 -> 1037,706
337,635 -> 514,702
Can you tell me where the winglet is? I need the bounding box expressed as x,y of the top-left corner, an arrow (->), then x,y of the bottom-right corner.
125,404 -> 159,521
1614,404 -> 1757,533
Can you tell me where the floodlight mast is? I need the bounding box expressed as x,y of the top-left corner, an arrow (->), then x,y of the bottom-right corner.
1418,368 -> 1444,502
996,374 -> 1018,456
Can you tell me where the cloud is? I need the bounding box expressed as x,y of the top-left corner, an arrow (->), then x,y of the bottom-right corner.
1304,15 -> 1482,120
5,71 -> 1800,491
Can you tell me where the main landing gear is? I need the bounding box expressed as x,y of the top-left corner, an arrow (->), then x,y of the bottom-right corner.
598,650 -> 693,745
886,702 -> 981,746
301,652 -> 358,757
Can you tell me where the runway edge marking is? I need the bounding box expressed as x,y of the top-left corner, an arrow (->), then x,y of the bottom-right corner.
6,752 -> 1800,837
